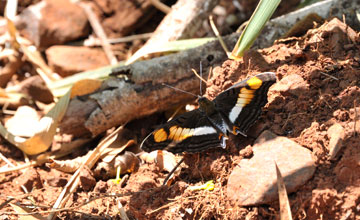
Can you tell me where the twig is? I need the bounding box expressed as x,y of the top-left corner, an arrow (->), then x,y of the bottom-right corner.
354,100 -> 358,137
79,2 -> 117,65
191,68 -> 207,84
2,195 -> 122,216
0,161 -> 37,174
319,71 -> 339,81
281,113 -> 292,130
107,33 -> 153,44
150,0 -> 171,14
0,152 -> 15,167
117,199 -> 129,220
209,15 -> 230,57
0,197 -> 14,210
147,200 -> 177,215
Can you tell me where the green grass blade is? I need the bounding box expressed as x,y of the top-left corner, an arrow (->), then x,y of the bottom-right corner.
231,0 -> 281,59
48,62 -> 124,97
126,37 -> 215,64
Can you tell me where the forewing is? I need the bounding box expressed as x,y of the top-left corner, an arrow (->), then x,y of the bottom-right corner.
214,72 -> 276,135
141,109 -> 222,154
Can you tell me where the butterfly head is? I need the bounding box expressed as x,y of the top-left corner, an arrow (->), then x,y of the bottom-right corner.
198,97 -> 216,115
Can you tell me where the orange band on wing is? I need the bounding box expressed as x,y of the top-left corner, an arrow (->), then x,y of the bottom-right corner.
154,128 -> 168,142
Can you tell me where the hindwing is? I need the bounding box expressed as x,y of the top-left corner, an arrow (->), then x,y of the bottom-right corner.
214,72 -> 276,135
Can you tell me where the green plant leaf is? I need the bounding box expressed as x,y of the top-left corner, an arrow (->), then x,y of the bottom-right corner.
231,0 -> 281,59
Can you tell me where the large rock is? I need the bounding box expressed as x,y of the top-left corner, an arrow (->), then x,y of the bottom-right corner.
96,0 -> 154,37
16,0 -> 90,48
227,130 -> 316,206
46,45 -> 109,77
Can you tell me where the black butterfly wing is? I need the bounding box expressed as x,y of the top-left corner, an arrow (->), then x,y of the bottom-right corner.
141,109 -> 223,154
213,72 -> 276,135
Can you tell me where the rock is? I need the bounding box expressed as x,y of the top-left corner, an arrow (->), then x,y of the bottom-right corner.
95,0 -> 154,37
46,45 -> 109,77
94,180 -> 109,193
45,169 -> 69,187
18,76 -> 54,104
15,168 -> 43,192
16,0 -> 90,48
227,130 -> 316,206
272,74 -> 308,97
326,123 -> 345,160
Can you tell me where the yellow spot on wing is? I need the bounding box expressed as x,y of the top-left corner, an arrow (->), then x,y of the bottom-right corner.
247,76 -> 263,89
154,128 -> 167,142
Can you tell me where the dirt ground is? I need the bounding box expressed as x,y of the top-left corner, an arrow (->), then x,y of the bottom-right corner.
1,16 -> 360,220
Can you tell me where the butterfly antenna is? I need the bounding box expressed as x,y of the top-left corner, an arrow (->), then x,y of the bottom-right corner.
191,68 -> 207,96
162,83 -> 199,98
199,61 -> 203,95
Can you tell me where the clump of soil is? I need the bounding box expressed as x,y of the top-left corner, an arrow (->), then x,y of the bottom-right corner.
1,18 -> 360,219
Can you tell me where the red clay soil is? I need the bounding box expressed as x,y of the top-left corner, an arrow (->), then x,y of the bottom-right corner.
1,18 -> 360,219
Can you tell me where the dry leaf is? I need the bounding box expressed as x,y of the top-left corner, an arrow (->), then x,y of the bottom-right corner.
100,128 -> 136,162
0,90 -> 71,155
94,151 -> 139,178
49,129 -> 135,174
49,125 -> 127,218
70,79 -> 102,98
275,162 -> 293,220
5,106 -> 40,137
140,150 -> 178,173
48,155 -> 86,173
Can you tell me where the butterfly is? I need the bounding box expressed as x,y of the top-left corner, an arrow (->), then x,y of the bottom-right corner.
140,72 -> 276,154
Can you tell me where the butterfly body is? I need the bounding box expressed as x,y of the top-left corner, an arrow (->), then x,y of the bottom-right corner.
141,72 -> 277,154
